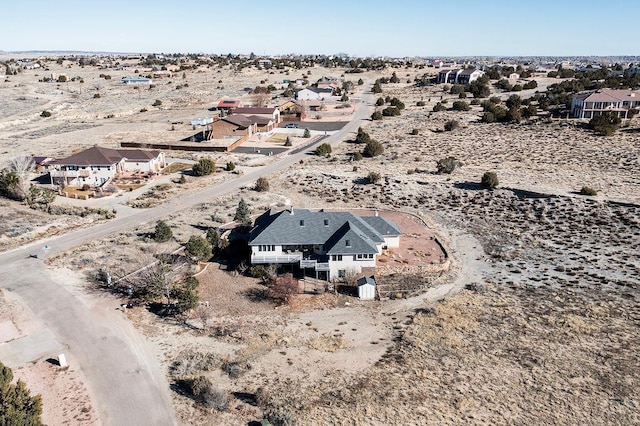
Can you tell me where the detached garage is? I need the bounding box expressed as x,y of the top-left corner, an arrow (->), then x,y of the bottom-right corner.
357,277 -> 376,300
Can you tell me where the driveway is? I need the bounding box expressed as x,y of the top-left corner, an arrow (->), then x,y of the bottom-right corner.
0,82 -> 375,425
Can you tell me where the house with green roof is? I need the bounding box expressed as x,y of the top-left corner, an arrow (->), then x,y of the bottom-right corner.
248,208 -> 401,281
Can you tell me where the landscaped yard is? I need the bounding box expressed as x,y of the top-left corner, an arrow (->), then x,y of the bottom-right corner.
162,162 -> 193,175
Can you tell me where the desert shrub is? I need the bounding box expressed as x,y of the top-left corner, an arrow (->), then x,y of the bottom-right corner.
432,102 -> 446,112
458,92 -> 467,98
353,152 -> 363,161
192,157 -> 215,176
368,171 -> 381,184
41,110 -> 51,117
505,94 -> 522,109
580,186 -> 597,196
390,97 -> 405,109
375,97 -> 385,106
382,106 -> 401,116
93,93 -> 101,98
152,99 -> 162,106
589,112 -> 621,136
372,80 -> 382,93
481,171 -> 499,189
267,273 -> 299,304
355,127 -> 371,144
225,161 -> 235,171
139,108 -> 147,113
523,80 -> 538,90
410,128 -> 419,135
452,100 -> 470,111
315,143 -> 332,156
249,265 -> 267,279
628,108 -> 638,118
450,84 -> 465,95
389,72 -> 400,83
416,100 -> 426,106
184,235 -> 212,262
444,120 -> 460,131
512,84 -> 523,91
436,157 -> 461,174
371,110 -> 383,120
303,128 -> 311,138
254,176 -> 270,192
470,99 -> 481,105
496,78 -> 512,91
154,220 -> 173,242
189,376 -> 229,411
363,139 -> 384,157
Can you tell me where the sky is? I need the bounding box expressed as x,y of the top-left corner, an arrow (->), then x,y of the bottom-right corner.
0,0 -> 638,57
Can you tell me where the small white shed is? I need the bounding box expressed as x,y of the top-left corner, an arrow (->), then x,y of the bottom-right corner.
357,277 -> 376,300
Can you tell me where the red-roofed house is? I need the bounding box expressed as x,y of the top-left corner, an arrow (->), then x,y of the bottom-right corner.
48,146 -> 165,187
571,89 -> 640,119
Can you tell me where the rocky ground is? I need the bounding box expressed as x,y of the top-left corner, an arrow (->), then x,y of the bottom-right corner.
1,59 -> 638,425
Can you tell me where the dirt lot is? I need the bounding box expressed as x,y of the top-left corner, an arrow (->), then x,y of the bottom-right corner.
1,58 -> 639,425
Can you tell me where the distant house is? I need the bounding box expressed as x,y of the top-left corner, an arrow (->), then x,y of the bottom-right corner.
508,73 -> 520,80
279,100 -> 305,121
121,76 -> 152,85
231,107 -> 281,125
211,115 -> 256,138
248,208 -> 401,281
48,146 -> 165,187
296,86 -> 334,101
436,68 -> 484,85
214,100 -> 241,112
571,89 -> 640,119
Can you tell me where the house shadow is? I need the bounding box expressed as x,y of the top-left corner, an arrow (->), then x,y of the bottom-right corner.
243,287 -> 269,303
181,130 -> 209,142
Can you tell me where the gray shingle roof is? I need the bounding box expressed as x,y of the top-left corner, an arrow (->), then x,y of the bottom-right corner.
249,209 -> 400,255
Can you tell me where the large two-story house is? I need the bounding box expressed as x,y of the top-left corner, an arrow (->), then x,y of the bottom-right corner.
570,88 -> 640,119
248,208 -> 401,281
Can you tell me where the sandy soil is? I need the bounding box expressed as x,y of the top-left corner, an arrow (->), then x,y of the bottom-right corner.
2,58 -> 639,425
0,289 -> 98,425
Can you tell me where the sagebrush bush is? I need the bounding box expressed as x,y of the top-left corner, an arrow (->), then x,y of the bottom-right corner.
580,186 -> 597,196
481,171 -> 499,189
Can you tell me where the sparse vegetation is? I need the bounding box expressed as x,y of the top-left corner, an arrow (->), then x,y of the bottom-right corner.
154,220 -> 173,242
589,112 -> 622,136
367,171 -> 381,184
192,157 -> 215,176
481,171 -> 499,189
363,139 -> 384,157
444,120 -> 460,132
315,143 -> 332,156
436,156 -> 461,174
254,177 -> 270,192
580,186 -> 597,196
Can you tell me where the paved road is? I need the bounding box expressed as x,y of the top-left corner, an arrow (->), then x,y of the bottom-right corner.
0,84 -> 375,425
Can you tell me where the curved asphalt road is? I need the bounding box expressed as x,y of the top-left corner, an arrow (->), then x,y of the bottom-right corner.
0,86 -> 375,425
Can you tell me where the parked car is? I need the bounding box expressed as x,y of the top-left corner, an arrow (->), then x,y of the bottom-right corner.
284,123 -> 299,128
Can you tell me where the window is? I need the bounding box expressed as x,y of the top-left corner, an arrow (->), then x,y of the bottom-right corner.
300,220 -> 305,227
357,254 -> 363,259
331,255 -> 343,261
345,239 -> 351,247
369,254 -> 374,259
338,270 -> 346,278
324,219 -> 329,226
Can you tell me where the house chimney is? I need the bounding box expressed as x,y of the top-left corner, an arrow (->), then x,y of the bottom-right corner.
289,205 -> 294,215
374,210 -> 379,217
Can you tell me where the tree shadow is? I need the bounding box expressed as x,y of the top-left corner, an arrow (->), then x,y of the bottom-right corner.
243,287 -> 270,303
453,182 -> 485,191
233,392 -> 257,406
335,284 -> 358,297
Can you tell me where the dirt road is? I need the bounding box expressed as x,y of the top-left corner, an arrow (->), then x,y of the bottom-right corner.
0,85 -> 375,425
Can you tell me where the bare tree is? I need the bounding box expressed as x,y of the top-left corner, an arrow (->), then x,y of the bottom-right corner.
8,156 -> 34,201
343,267 -> 360,286
192,305 -> 212,332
